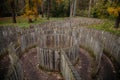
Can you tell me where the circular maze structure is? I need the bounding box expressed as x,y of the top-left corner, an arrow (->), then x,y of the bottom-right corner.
37,24 -> 80,72
0,18 -> 120,80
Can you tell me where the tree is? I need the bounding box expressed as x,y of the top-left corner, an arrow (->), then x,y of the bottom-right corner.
73,0 -> 77,16
88,0 -> 92,17
91,0 -> 110,18
70,0 -> 77,17
50,0 -> 69,17
47,0 -> 50,20
107,1 -> 120,28
41,0 -> 44,17
76,0 -> 89,17
24,0 -> 41,23
9,0 -> 17,23
56,0 -> 63,4
108,7 -> 120,28
33,0 -> 42,20
24,0 -> 34,23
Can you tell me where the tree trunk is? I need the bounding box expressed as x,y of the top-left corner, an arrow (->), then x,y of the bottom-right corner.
41,0 -> 44,18
73,0 -> 77,17
35,0 -> 39,21
115,13 -> 120,28
70,0 -> 74,17
70,0 -> 77,17
88,0 -> 92,17
10,0 -> 17,23
28,18 -> 33,23
12,8 -> 17,23
47,0 -> 50,20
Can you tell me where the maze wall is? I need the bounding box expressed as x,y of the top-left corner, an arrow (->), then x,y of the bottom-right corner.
0,18 -> 119,80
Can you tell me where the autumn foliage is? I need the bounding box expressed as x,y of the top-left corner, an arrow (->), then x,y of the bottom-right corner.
56,0 -> 63,4
107,7 -> 120,17
107,6 -> 120,28
24,0 -> 41,22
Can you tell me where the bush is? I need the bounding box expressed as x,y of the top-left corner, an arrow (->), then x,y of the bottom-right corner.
76,10 -> 88,17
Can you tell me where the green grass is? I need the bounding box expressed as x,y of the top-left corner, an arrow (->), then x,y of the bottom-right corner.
0,16 -> 120,36
88,19 -> 120,36
0,16 -> 65,28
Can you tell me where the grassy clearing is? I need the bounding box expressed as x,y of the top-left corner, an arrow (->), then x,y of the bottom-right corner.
88,19 -> 120,36
0,16 -> 120,36
0,16 -> 65,28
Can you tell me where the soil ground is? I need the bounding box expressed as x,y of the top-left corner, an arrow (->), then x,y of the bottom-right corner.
0,47 -> 118,80
75,48 -> 117,80
21,48 -> 63,80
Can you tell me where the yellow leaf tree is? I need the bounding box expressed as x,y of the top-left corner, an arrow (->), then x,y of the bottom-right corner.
107,1 -> 120,28
24,0 -> 41,23
33,0 -> 42,20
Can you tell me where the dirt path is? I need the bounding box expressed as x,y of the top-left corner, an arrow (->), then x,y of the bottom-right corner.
75,48 -> 117,80
0,55 -> 10,80
97,54 -> 116,80
75,48 -> 93,80
21,48 -> 62,80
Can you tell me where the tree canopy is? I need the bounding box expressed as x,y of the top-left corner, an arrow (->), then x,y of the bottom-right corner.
0,0 -> 120,28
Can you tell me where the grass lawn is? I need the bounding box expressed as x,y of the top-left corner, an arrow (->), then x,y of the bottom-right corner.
0,16 -> 65,28
88,19 -> 120,36
0,16 -> 120,36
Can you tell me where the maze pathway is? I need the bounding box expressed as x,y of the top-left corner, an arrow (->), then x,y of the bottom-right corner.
75,48 -> 92,80
21,48 -> 62,80
75,48 -> 116,80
